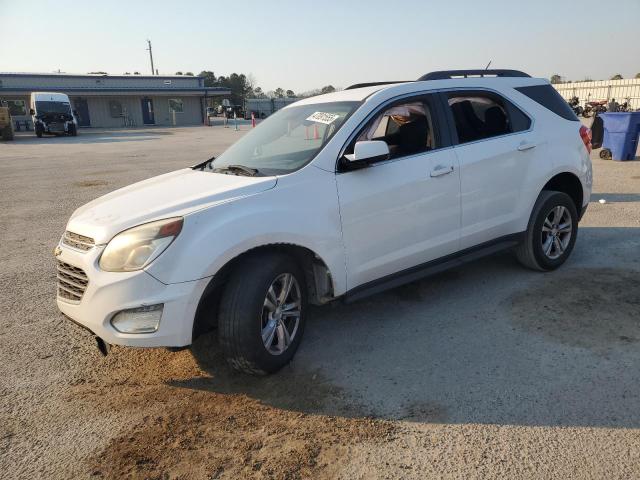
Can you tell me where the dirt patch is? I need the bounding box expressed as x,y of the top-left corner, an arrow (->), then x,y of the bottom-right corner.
73,179 -> 109,187
88,387 -> 396,480
509,268 -> 640,350
73,342 -> 394,479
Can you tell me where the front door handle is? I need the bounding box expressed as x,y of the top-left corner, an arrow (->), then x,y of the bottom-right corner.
517,142 -> 537,151
430,165 -> 454,177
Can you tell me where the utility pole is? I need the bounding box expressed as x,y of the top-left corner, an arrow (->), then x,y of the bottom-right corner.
146,39 -> 155,75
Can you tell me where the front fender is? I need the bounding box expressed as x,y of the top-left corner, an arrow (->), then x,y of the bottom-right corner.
145,165 -> 347,295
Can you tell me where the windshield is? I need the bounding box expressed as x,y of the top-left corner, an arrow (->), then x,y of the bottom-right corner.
210,101 -> 360,175
35,101 -> 71,115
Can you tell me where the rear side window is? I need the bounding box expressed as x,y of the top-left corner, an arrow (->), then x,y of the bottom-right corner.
446,92 -> 531,144
516,85 -> 579,121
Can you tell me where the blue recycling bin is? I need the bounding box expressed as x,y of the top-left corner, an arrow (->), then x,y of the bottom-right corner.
600,112 -> 640,161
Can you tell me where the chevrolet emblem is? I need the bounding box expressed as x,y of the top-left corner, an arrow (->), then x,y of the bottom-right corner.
54,246 -> 62,257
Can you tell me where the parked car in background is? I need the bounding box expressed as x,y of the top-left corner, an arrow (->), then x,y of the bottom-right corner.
55,69 -> 592,375
30,92 -> 78,137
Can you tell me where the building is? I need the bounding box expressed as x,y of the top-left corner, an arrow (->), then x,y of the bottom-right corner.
0,72 -> 230,128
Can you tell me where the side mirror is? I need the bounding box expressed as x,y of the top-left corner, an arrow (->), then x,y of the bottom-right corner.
343,140 -> 389,167
29,108 -> 35,115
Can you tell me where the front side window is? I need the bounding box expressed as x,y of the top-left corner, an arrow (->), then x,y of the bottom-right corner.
349,98 -> 439,160
447,92 -> 530,144
208,101 -> 359,175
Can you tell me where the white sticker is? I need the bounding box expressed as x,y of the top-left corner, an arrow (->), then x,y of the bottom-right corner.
306,112 -> 340,125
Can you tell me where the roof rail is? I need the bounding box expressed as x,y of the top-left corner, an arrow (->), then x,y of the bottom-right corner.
418,69 -> 531,81
345,81 -> 409,90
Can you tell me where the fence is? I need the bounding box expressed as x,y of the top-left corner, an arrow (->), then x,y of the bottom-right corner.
553,79 -> 640,110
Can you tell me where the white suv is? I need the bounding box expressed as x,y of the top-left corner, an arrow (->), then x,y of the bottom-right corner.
55,70 -> 592,374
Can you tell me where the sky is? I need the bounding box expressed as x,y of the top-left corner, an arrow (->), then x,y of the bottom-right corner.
1,0 -> 639,92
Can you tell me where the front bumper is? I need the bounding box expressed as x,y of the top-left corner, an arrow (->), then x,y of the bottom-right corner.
55,243 -> 210,347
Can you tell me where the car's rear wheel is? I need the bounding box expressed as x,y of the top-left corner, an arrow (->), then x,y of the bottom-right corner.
218,253 -> 306,375
516,190 -> 578,271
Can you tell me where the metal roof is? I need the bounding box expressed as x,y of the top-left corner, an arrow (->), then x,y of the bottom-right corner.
0,86 -> 229,94
0,72 -> 204,80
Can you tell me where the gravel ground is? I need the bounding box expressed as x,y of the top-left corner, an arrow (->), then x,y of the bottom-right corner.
1,125 -> 639,479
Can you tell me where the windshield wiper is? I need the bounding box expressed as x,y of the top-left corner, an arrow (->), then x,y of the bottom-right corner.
213,164 -> 260,176
192,156 -> 215,170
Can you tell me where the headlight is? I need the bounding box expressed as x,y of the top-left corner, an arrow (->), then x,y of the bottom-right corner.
99,217 -> 183,272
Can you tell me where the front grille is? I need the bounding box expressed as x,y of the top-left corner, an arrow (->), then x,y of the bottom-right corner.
57,260 -> 89,303
62,231 -> 95,251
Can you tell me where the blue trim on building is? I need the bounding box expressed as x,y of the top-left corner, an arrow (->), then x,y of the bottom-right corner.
0,87 -> 230,94
0,72 -> 204,81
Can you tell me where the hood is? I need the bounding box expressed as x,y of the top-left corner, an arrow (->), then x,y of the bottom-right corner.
67,168 -> 277,244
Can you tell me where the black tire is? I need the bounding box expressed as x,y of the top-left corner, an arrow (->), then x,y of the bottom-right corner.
516,190 -> 578,271
69,124 -> 78,136
1,126 -> 13,141
599,149 -> 612,160
35,125 -> 43,138
218,253 -> 307,375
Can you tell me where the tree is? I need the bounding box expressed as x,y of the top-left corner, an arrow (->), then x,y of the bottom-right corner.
175,71 -> 183,75
185,72 -> 194,76
285,89 -> 295,98
134,71 -> 140,75
636,73 -> 640,79
274,87 -> 285,98
216,73 -> 253,105
253,87 -> 266,98
88,71 -> 108,75
550,74 -> 562,84
320,85 -> 336,94
198,71 -> 217,87
611,74 -> 623,80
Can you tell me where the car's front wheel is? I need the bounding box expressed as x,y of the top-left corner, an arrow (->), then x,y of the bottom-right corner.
218,253 -> 306,375
516,190 -> 578,271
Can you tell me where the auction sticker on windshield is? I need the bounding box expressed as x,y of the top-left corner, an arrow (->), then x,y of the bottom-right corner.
306,112 -> 341,125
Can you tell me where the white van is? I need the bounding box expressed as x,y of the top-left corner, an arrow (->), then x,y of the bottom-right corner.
30,92 -> 78,137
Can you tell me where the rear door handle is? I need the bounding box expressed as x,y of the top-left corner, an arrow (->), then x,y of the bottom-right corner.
430,165 -> 454,177
517,142 -> 537,151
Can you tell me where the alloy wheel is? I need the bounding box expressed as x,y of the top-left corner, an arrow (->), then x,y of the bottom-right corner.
261,273 -> 302,355
541,205 -> 572,260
